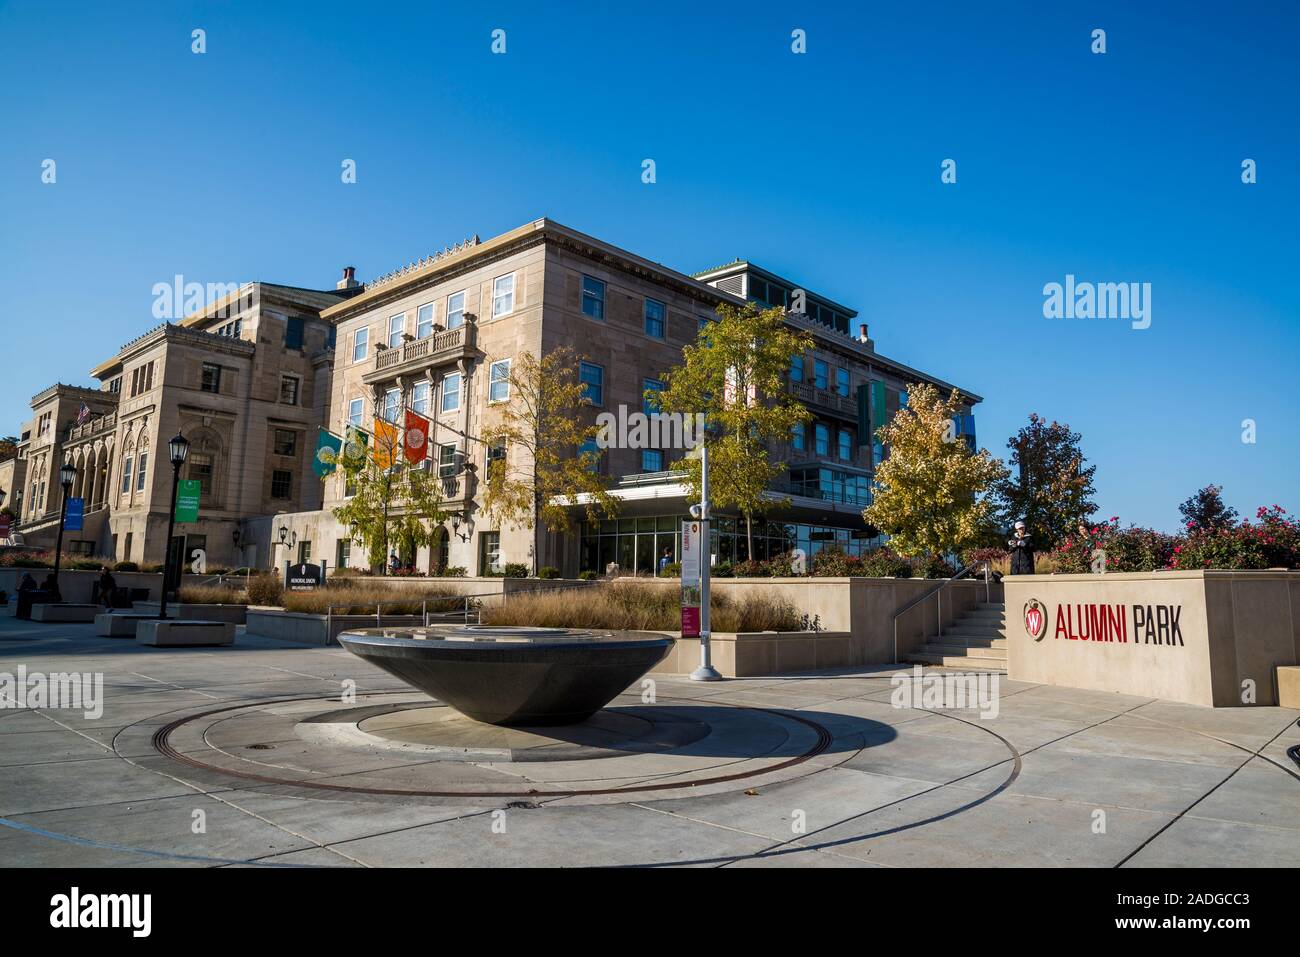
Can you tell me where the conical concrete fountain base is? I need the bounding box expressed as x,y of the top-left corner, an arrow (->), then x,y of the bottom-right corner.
337,626 -> 674,726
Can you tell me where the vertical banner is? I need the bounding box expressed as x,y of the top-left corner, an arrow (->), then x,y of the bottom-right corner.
313,429 -> 343,477
680,520 -> 704,637
0,514 -> 11,541
174,479 -> 201,522
64,497 -> 84,531
403,411 -> 430,465
373,418 -> 400,470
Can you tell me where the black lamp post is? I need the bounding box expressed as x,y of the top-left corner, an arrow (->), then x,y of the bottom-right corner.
158,433 -> 190,620
50,462 -> 77,600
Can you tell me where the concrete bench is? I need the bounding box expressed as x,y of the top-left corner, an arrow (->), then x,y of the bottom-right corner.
135,620 -> 235,647
94,613 -> 158,638
31,603 -> 98,623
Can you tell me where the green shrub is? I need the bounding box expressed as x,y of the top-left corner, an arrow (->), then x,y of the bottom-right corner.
711,563 -> 734,578
68,559 -> 102,571
659,561 -> 681,578
439,565 -> 467,578
114,561 -> 139,572
502,563 -> 529,578
246,573 -> 284,606
578,570 -> 599,581
537,566 -> 560,579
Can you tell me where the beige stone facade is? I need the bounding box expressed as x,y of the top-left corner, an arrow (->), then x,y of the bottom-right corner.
275,219 -> 982,578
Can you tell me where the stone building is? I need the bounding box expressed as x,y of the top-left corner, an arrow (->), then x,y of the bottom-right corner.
273,218 -> 982,577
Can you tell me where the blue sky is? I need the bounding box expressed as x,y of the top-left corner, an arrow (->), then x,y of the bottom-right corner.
2,1 -> 1296,531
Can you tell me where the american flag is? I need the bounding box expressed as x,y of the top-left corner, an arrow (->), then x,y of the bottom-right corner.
76,403 -> 90,425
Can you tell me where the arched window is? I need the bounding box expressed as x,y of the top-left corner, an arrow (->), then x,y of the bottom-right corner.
185,429 -> 222,501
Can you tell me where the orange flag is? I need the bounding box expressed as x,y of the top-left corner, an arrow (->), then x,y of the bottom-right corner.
373,417 -> 400,470
404,410 -> 430,465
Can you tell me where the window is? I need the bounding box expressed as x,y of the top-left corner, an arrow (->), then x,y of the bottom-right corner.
189,453 -> 214,495
298,540 -> 311,564
815,423 -> 830,456
347,397 -> 363,428
486,441 -> 507,477
578,439 -> 600,473
480,531 -> 502,575
581,276 -> 605,320
274,429 -> 297,457
271,469 -> 293,499
285,316 -> 304,350
791,355 -> 804,383
792,423 -> 806,452
382,388 -> 400,423
280,375 -> 299,405
641,449 -> 664,472
838,429 -> 853,461
416,303 -> 435,339
201,363 -> 221,393
441,372 -> 461,413
643,378 -> 664,414
489,359 -> 511,402
836,368 -> 850,397
336,538 -> 351,569
353,327 -> 369,363
447,291 -> 465,330
388,313 -> 405,349
644,298 -> 665,338
814,359 -> 828,390
120,456 -> 134,494
438,444 -> 457,479
492,274 -> 515,318
412,381 -> 430,415
135,451 -> 148,493
579,362 -> 604,406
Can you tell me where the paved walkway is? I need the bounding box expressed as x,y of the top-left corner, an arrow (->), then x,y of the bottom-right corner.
1,614 -> 1296,867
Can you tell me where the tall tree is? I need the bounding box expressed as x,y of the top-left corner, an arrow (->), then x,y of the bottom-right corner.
331,423 -> 449,572
0,436 -> 18,460
655,302 -> 812,560
993,413 -> 1098,549
479,347 -> 618,576
1178,484 -> 1238,531
863,382 -> 1008,559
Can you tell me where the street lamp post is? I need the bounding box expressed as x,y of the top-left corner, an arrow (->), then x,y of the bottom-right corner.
157,433 -> 190,620
50,463 -> 77,601
690,443 -> 722,681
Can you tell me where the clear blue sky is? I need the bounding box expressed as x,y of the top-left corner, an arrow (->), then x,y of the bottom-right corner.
2,1 -> 1296,532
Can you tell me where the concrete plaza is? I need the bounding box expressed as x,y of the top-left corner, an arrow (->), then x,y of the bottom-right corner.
1,613 -> 1297,868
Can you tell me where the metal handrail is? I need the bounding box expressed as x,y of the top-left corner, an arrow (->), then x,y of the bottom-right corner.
890,560 -> 992,663
194,567 -> 254,589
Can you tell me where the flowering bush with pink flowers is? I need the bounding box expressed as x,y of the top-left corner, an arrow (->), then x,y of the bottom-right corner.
1044,505 -> 1298,573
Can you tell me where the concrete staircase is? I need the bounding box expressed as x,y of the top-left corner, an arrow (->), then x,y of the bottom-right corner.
908,602 -> 1007,672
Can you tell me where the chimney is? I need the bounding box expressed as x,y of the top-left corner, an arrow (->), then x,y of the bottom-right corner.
857,323 -> 872,346
337,265 -> 359,290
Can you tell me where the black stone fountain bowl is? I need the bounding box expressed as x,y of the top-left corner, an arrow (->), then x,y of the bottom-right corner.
336,626 -> 674,726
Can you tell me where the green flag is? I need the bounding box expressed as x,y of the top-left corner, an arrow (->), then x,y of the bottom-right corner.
343,425 -> 369,461
313,429 -> 343,478
174,479 -> 201,523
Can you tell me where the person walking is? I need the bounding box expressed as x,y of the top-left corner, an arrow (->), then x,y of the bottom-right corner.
658,548 -> 673,575
1008,520 -> 1036,575
97,565 -> 117,609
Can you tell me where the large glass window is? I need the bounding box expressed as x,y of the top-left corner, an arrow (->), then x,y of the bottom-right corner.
447,291 -> 465,329
189,453 -> 214,495
838,428 -> 853,461
285,316 -> 304,350
792,423 -> 805,452
271,469 -> 293,499
441,372 -> 461,413
411,381 -> 430,415
135,452 -> 148,493
815,423 -> 830,456
280,375 -> 299,405
382,388 -> 400,423
353,327 -> 369,363
438,444 -> 457,479
814,359 -> 828,390
120,456 -> 133,494
790,355 -> 804,383
416,303 -> 435,339
274,429 -> 297,457
836,367 -> 850,397
480,531 -> 502,575
489,359 -> 511,402
388,313 -> 405,348
201,363 -> 221,393
581,276 -> 605,320
578,439 -> 600,473
580,362 -> 604,406
641,449 -> 664,472
643,378 -> 664,414
644,298 -> 665,338
348,397 -> 363,427
492,274 -> 515,318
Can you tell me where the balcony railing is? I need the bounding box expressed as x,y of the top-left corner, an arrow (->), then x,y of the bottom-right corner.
66,411 -> 117,444
367,324 -> 476,382
789,380 -> 857,420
